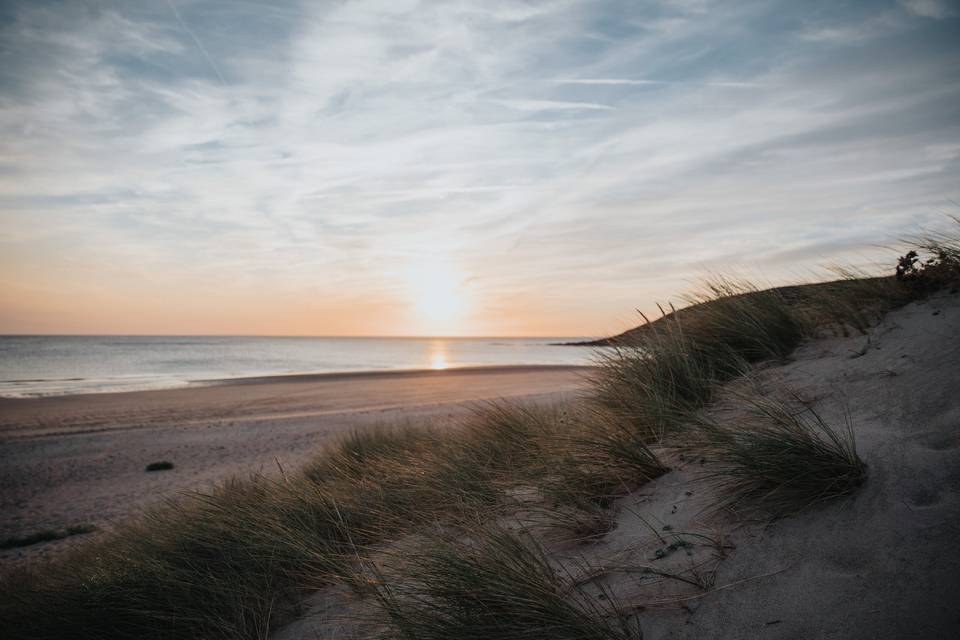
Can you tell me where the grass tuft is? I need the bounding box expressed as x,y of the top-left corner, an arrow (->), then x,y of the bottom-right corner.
144,461 -> 174,472
681,278 -> 812,362
593,277 -> 809,440
364,524 -> 641,640
902,216 -> 960,285
698,391 -> 866,517
543,410 -> 667,510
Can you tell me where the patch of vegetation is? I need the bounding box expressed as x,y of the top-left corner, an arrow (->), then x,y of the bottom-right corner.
575,278 -> 862,347
363,525 -> 641,640
697,391 -> 866,517
0,525 -> 96,551
682,278 -> 812,362
896,245 -> 960,295
593,218 -> 960,446
144,461 -> 174,472
0,403 -> 662,640
592,278 -> 808,441
798,270 -> 911,336
592,315 -> 736,440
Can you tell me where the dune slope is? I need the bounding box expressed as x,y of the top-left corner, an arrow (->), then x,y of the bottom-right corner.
276,291 -> 960,640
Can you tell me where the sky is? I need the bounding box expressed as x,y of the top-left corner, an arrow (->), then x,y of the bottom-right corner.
0,0 -> 958,337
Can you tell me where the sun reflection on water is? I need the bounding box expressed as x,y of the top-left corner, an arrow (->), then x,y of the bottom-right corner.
429,341 -> 449,370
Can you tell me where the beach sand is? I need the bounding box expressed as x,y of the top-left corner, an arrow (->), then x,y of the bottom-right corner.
0,365 -> 591,564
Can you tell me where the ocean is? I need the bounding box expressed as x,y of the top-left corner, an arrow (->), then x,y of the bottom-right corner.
0,335 -> 600,398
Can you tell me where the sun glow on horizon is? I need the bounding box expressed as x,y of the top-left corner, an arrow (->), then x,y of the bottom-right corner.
405,257 -> 468,334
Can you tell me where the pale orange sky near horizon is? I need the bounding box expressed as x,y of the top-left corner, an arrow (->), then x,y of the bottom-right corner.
0,239 -> 904,337
0,246 -> 679,337
1,1 -> 957,337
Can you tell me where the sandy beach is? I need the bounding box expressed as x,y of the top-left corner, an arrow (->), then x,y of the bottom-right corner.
0,365 -> 591,563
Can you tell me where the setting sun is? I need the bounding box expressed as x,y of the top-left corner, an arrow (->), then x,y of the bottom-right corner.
405,258 -> 467,333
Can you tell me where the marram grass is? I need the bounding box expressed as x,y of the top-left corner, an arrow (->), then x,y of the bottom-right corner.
0,402 -> 661,640
697,391 -> 866,517
361,524 -> 642,640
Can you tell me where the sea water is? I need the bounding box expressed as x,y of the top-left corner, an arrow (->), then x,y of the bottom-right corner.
0,335 -> 599,397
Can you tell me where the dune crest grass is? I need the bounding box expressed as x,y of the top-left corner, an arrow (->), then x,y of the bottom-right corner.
593,217 -> 960,445
592,278 -> 809,442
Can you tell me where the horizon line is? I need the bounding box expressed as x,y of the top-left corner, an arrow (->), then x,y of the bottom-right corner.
0,332 -> 601,340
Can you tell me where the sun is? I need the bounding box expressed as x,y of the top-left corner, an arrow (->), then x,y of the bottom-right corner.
405,258 -> 466,333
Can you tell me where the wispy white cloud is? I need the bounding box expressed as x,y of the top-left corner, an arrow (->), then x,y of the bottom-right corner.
555,78 -> 762,87
799,12 -> 905,43
555,78 -> 668,85
0,0 -> 958,335
164,0 -> 227,84
901,0 -> 956,19
494,99 -> 616,111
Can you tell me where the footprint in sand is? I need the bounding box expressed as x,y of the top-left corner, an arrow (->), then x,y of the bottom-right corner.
822,545 -> 872,574
906,485 -> 941,508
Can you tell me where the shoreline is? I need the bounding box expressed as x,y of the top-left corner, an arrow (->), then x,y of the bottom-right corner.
191,363 -> 595,387
0,364 -> 597,401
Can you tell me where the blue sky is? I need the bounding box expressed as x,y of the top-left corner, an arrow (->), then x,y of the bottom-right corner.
1,0 -> 958,335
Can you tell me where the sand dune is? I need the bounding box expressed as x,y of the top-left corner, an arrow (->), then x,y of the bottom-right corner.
276,292 -> 960,640
587,290 -> 960,638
